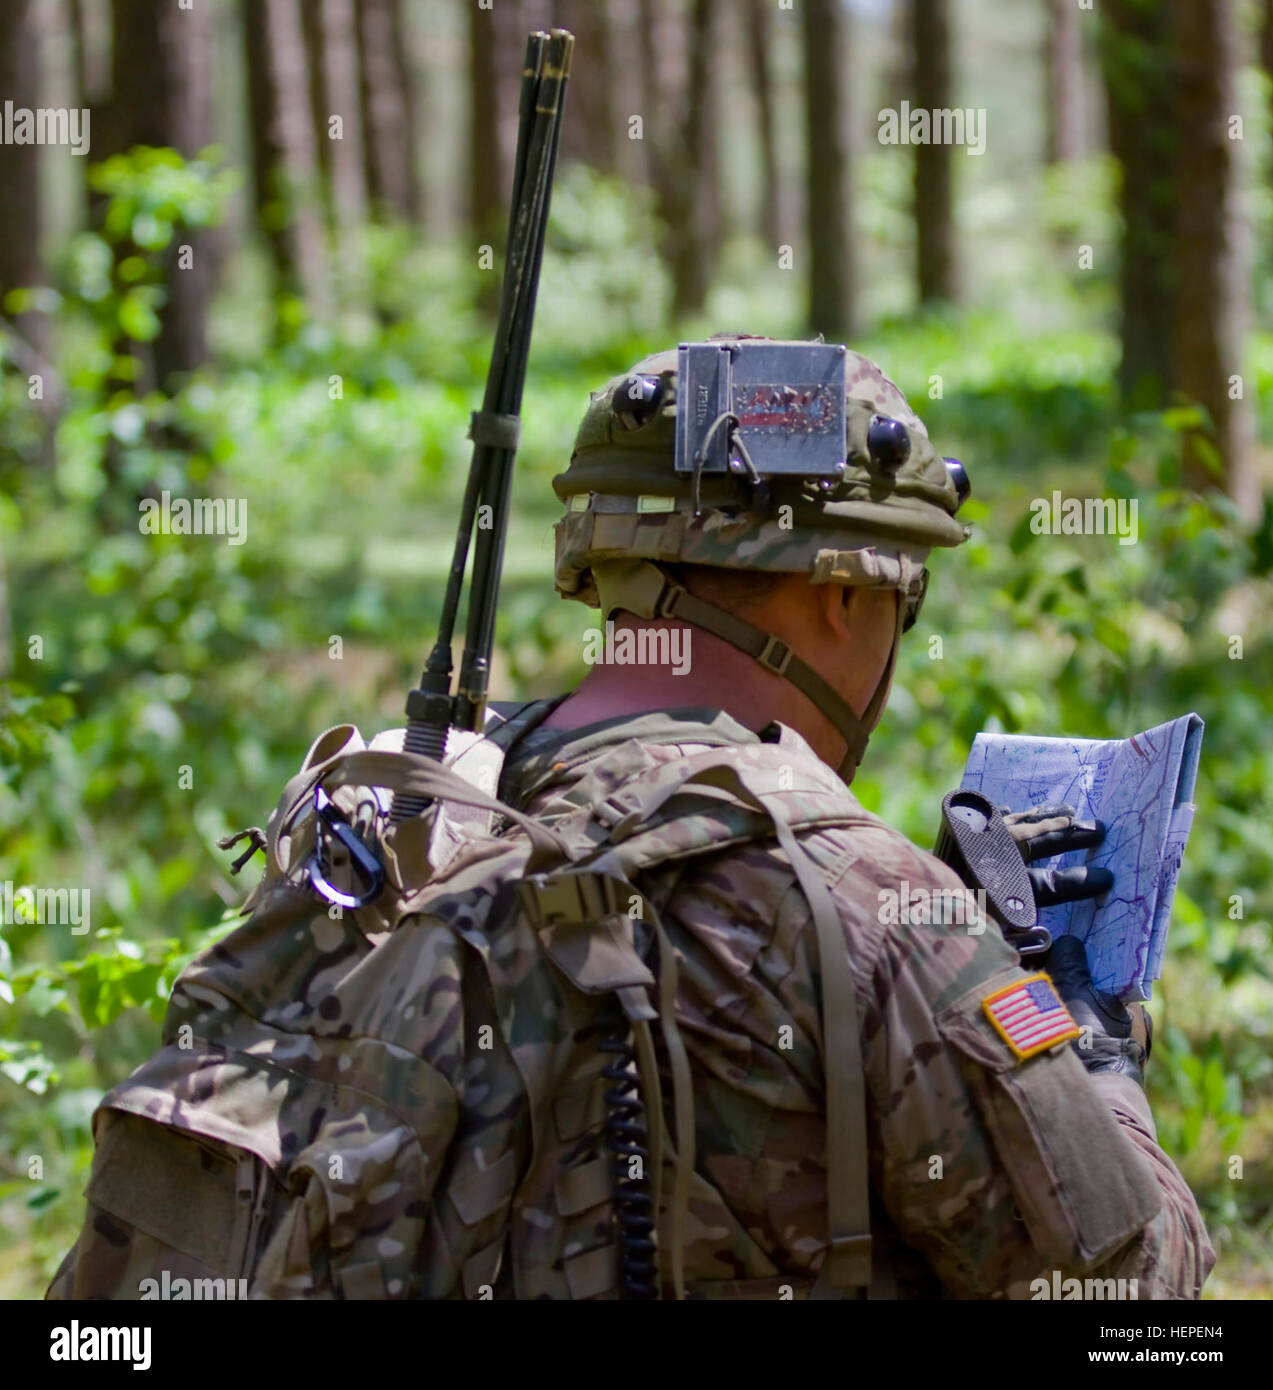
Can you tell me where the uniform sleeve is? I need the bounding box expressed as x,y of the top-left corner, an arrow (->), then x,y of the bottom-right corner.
826,826 -> 1215,1300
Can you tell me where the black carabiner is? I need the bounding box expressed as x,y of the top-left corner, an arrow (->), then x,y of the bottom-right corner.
307,785 -> 386,910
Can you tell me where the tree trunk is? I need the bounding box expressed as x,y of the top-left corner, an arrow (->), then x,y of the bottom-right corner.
244,0 -> 295,311
300,0 -> 333,197
0,0 -> 44,358
98,0 -> 215,387
913,0 -> 956,306
1261,0 -> 1273,138
638,0 -> 679,210
66,0 -> 94,229
609,0 -> 650,187
1098,0 -> 1176,409
68,0 -> 108,104
1171,0 -> 1255,518
558,0 -> 618,174
468,0 -> 503,249
876,0 -> 912,119
663,0 -> 718,319
745,0 -> 781,248
320,0 -> 369,312
356,0 -> 421,222
1045,0 -> 1083,163
264,0 -> 331,323
802,0 -> 853,339
153,1 -> 214,388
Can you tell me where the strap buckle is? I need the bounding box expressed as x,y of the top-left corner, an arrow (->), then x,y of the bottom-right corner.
757,634 -> 793,676
655,579 -> 687,620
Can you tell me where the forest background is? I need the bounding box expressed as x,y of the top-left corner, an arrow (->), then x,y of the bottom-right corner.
1,0 -> 1271,1298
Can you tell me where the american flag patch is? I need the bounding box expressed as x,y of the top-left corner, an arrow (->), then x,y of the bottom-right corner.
982,973 -> 1081,1061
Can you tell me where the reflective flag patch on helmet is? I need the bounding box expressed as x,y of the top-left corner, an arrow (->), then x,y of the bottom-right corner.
981,973 -> 1081,1061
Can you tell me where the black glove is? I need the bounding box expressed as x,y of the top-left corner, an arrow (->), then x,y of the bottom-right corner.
1001,803 -> 1113,907
935,794 -> 1113,952
1043,935 -> 1151,1085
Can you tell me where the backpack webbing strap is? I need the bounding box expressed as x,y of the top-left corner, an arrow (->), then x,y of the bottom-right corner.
585,758 -> 872,1296
651,913 -> 694,1301
785,830 -> 871,1297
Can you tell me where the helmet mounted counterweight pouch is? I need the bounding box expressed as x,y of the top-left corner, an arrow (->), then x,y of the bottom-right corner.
669,339 -> 970,519
675,341 -> 850,480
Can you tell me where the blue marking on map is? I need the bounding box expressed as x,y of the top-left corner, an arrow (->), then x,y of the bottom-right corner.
960,714 -> 1204,1002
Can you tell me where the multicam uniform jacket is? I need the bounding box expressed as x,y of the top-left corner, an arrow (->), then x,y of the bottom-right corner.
496,705 -> 1215,1299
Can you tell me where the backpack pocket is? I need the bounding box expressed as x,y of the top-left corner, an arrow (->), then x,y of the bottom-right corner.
96,1032 -> 458,1298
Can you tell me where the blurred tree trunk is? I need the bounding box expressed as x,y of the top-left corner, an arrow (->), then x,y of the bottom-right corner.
745,0 -> 781,248
638,0 -> 678,206
877,0 -> 912,116
558,1 -> 618,173
0,0 -> 45,357
1045,0 -> 1083,163
662,0 -> 718,318
1172,0 -> 1256,519
639,0 -> 712,318
320,0 -> 369,312
494,7 -> 528,199
95,1 -> 215,388
153,2 -> 214,388
245,0 -> 330,330
912,0 -> 956,305
356,0 -> 421,222
802,0 -> 853,338
1261,0 -> 1273,135
1098,0 -> 1176,408
610,0 -> 650,187
66,0 -> 94,229
244,0 -> 295,312
300,0 -> 333,197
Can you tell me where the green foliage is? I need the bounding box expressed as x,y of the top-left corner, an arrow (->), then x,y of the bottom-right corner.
1,151 -> 1271,1298
64,147 -> 234,369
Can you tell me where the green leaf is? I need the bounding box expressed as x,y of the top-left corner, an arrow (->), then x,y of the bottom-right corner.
118,289 -> 161,342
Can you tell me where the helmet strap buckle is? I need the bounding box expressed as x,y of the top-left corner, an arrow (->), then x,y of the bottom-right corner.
757,635 -> 794,677
655,577 -> 687,620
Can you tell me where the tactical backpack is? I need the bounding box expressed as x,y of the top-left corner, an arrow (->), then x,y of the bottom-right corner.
60,719 -> 874,1300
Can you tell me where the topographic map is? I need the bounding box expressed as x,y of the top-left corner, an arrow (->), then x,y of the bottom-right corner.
961,714 -> 1204,1001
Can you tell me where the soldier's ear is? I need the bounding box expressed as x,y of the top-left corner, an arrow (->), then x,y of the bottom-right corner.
821,582 -> 855,643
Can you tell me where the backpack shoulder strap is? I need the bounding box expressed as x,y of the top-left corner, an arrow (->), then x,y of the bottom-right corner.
570,752 -> 872,1297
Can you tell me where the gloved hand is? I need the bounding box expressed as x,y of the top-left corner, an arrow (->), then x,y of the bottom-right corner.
935,794 -> 1114,950
1001,802 -> 1113,907
1043,934 -> 1152,1085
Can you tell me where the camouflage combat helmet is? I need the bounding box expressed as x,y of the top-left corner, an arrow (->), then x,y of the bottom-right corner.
552,334 -> 972,781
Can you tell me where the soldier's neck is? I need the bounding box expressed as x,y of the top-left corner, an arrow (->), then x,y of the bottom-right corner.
541,616 -> 849,769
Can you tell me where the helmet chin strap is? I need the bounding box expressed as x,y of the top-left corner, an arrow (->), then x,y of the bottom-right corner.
592,560 -> 905,782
